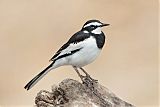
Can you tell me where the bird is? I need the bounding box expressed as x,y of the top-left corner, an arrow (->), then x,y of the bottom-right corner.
24,19 -> 109,90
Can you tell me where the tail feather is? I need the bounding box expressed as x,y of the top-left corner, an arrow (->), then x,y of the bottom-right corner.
24,63 -> 54,90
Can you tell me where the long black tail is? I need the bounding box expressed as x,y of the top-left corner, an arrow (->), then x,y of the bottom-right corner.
24,63 -> 54,90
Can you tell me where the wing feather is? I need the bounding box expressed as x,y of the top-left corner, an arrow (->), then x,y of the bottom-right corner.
50,31 -> 90,61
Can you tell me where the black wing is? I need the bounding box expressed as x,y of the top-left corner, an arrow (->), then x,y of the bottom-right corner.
50,31 -> 90,61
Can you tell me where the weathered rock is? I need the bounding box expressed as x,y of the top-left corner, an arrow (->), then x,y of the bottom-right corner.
35,77 -> 135,107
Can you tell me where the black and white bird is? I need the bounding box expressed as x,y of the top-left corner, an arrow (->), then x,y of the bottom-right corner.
24,19 -> 109,90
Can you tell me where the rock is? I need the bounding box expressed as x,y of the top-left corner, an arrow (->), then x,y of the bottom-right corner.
35,77 -> 135,107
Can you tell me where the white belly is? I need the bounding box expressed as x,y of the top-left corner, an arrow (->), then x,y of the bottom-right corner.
67,37 -> 101,67
52,36 -> 101,68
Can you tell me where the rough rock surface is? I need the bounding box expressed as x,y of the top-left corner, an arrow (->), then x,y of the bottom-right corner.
35,77 -> 135,107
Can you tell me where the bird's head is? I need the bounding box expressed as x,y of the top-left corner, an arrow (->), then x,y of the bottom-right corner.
82,19 -> 109,34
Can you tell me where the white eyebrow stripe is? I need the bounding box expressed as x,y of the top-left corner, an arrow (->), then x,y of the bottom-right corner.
84,22 -> 102,28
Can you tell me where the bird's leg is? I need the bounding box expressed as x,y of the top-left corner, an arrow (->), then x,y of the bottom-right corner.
72,66 -> 85,82
79,67 -> 98,82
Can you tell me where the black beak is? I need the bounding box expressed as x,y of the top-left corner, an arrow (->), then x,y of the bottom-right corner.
100,23 -> 110,27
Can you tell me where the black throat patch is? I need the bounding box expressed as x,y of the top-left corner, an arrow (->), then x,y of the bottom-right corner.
92,32 -> 105,49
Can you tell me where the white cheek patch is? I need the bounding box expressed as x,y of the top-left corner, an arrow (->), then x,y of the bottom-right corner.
91,27 -> 102,34
84,22 -> 102,28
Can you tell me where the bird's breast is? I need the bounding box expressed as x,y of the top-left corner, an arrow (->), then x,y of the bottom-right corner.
67,36 -> 101,67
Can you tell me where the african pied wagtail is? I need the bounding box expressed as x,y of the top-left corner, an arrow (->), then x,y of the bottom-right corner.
24,19 -> 109,90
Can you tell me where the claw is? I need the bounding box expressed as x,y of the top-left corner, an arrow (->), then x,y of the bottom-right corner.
80,67 -> 98,83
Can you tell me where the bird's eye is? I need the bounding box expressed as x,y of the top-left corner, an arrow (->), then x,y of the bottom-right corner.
91,25 -> 95,29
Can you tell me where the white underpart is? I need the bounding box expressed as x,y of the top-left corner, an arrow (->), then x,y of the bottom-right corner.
91,27 -> 102,34
53,36 -> 101,68
84,22 -> 102,28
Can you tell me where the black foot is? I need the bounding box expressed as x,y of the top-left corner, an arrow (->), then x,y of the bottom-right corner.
87,75 -> 98,83
79,67 -> 98,83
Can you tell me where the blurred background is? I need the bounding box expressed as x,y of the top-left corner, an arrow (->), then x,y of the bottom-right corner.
0,0 -> 158,107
